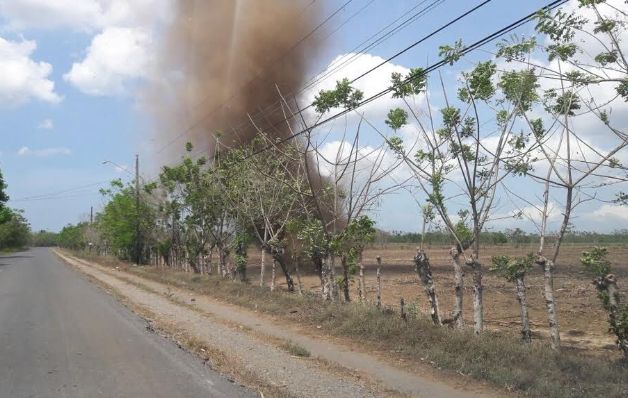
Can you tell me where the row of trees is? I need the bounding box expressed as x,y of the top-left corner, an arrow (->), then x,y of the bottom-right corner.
0,169 -> 30,251
60,1 -> 628,359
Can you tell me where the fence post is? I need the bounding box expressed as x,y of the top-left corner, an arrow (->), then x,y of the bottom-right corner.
376,256 -> 382,309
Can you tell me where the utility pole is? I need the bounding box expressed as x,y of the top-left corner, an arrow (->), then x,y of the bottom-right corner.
135,154 -> 141,265
90,206 -> 93,225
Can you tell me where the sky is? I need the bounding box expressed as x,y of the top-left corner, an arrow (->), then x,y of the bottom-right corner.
1,0 -> 627,234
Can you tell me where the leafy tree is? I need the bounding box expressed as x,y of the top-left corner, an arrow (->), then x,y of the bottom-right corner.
31,230 -> 58,247
0,169 -> 10,224
581,247 -> 628,361
97,179 -> 156,263
491,254 -> 534,342
0,209 -> 30,250
57,223 -> 87,251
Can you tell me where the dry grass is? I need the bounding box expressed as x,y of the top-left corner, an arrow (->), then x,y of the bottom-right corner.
281,341 -> 311,358
76,248 -> 628,398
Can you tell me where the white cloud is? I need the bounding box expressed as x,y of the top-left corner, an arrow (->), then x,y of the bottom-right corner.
0,0 -> 171,31
0,36 -> 61,106
17,146 -> 71,157
301,53 -> 427,124
589,204 -> 628,223
37,118 -> 53,129
64,27 -> 153,96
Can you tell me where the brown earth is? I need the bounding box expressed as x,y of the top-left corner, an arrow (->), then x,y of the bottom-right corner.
245,243 -> 628,353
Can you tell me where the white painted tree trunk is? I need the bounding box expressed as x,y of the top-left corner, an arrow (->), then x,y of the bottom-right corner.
260,246 -> 266,287
329,255 -> 338,302
449,247 -> 465,328
537,256 -> 560,349
270,257 -> 277,292
358,258 -> 366,303
468,258 -> 483,334
413,249 -> 441,325
376,256 -> 382,309
514,276 -> 531,343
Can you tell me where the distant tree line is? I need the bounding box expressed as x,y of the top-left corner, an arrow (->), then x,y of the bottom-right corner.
380,229 -> 628,246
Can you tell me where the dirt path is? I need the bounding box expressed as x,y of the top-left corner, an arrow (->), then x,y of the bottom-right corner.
56,250 -> 507,398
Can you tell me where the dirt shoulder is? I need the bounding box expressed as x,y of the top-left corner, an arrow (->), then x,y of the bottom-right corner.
55,250 -> 507,398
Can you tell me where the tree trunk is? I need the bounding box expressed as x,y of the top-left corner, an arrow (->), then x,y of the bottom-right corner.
604,275 -> 628,361
273,251 -> 295,293
270,257 -> 277,292
467,258 -> 483,334
295,259 -> 303,295
515,276 -> 531,343
358,251 -> 366,303
449,247 -> 465,328
260,246 -> 266,287
413,249 -> 441,325
536,255 -> 560,350
376,256 -> 382,309
219,247 -> 227,278
341,255 -> 351,302
321,255 -> 330,300
330,255 -> 338,301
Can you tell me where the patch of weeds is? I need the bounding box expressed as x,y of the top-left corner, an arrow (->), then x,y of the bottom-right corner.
281,341 -> 311,358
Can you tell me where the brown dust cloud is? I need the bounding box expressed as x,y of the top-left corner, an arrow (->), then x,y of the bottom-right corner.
146,0 -> 326,158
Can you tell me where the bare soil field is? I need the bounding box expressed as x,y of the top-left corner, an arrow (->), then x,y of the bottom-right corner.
245,243 -> 628,353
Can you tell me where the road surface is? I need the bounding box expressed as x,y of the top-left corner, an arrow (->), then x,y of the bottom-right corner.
0,248 -> 255,398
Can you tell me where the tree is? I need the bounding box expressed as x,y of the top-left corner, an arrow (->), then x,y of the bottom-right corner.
581,247 -> 628,361
158,144 -> 232,275
97,179 -> 156,263
491,254 -> 534,342
57,223 -> 87,251
0,209 -> 30,250
494,0 -> 628,349
385,55 -> 534,333
0,169 -> 9,224
222,135 -> 304,289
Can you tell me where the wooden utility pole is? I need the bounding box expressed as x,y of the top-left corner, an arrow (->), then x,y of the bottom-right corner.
135,154 -> 141,265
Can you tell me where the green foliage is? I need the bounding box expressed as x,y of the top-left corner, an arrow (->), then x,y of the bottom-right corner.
390,68 -> 426,98
496,36 -> 537,62
616,80 -> 628,102
490,253 -> 534,282
387,136 -> 405,155
581,246 -> 612,277
438,39 -> 464,65
97,179 -> 155,262
0,209 -> 30,250
312,78 -> 364,114
595,51 -> 618,66
535,9 -> 585,43
550,91 -> 581,116
57,223 -> 87,250
458,61 -> 496,102
0,169 -> 10,224
581,246 -> 628,358
385,108 -> 408,131
547,43 -> 578,61
31,230 -> 58,247
498,69 -> 539,113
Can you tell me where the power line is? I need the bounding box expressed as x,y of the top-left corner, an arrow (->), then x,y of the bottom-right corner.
9,181 -> 111,202
246,0 -> 568,158
222,0 -> 446,139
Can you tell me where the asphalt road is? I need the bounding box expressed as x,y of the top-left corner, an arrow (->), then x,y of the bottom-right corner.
0,248 -> 255,398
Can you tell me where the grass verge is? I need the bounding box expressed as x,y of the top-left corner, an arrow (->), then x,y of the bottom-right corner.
75,252 -> 628,398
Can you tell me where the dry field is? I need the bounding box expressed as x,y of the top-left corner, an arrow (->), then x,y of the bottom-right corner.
245,243 -> 628,353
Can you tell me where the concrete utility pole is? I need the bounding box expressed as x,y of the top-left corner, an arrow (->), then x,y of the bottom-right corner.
135,154 -> 141,265
90,206 -> 93,225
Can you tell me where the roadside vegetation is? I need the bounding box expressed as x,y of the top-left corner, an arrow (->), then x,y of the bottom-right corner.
0,169 -> 30,252
59,2 -> 628,397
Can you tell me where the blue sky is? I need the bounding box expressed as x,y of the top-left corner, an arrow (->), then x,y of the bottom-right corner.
1,0 -> 627,233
